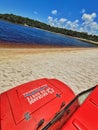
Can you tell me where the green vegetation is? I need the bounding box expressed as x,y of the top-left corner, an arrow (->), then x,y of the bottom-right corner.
0,13 -> 98,43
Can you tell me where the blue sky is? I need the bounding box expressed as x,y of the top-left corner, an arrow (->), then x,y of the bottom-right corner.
0,0 -> 98,35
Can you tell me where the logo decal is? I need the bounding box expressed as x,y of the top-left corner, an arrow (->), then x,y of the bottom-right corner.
23,85 -> 54,104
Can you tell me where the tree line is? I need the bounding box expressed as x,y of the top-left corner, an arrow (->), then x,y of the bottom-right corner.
0,13 -> 98,43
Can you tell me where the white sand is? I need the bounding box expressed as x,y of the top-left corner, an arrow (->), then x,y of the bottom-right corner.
0,48 -> 98,94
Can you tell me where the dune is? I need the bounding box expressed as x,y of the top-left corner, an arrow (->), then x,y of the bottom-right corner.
0,47 -> 98,94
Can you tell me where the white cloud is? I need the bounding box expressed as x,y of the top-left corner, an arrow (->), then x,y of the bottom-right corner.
48,16 -> 58,26
90,22 -> 98,34
52,18 -> 58,26
51,10 -> 57,15
82,21 -> 98,35
59,18 -> 67,23
48,15 -> 79,30
79,27 -> 84,32
82,13 -> 96,23
81,12 -> 98,35
48,10 -> 98,35
91,22 -> 98,29
48,16 -> 66,27
48,16 -> 53,22
48,16 -> 54,26
65,20 -> 79,30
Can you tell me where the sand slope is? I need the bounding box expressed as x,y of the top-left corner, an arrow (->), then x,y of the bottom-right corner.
0,48 -> 98,94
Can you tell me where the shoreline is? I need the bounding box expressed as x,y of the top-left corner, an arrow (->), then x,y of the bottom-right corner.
0,41 -> 66,48
54,32 -> 98,46
0,45 -> 91,58
0,40 -> 97,49
74,36 -> 98,46
0,41 -> 97,57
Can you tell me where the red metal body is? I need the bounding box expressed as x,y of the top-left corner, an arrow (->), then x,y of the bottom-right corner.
0,78 -> 77,130
0,78 -> 98,130
61,85 -> 98,130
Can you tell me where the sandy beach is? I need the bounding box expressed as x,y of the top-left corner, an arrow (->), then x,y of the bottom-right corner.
0,47 -> 98,94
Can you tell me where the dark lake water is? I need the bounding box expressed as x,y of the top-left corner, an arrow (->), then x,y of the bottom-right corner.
0,20 -> 97,47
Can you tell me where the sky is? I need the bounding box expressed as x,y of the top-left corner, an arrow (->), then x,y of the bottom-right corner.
0,0 -> 98,35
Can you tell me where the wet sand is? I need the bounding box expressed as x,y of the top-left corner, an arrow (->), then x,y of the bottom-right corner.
0,47 -> 98,94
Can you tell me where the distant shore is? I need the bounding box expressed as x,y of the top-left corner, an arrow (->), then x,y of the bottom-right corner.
53,31 -> 98,46
74,36 -> 98,46
32,26 -> 98,46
